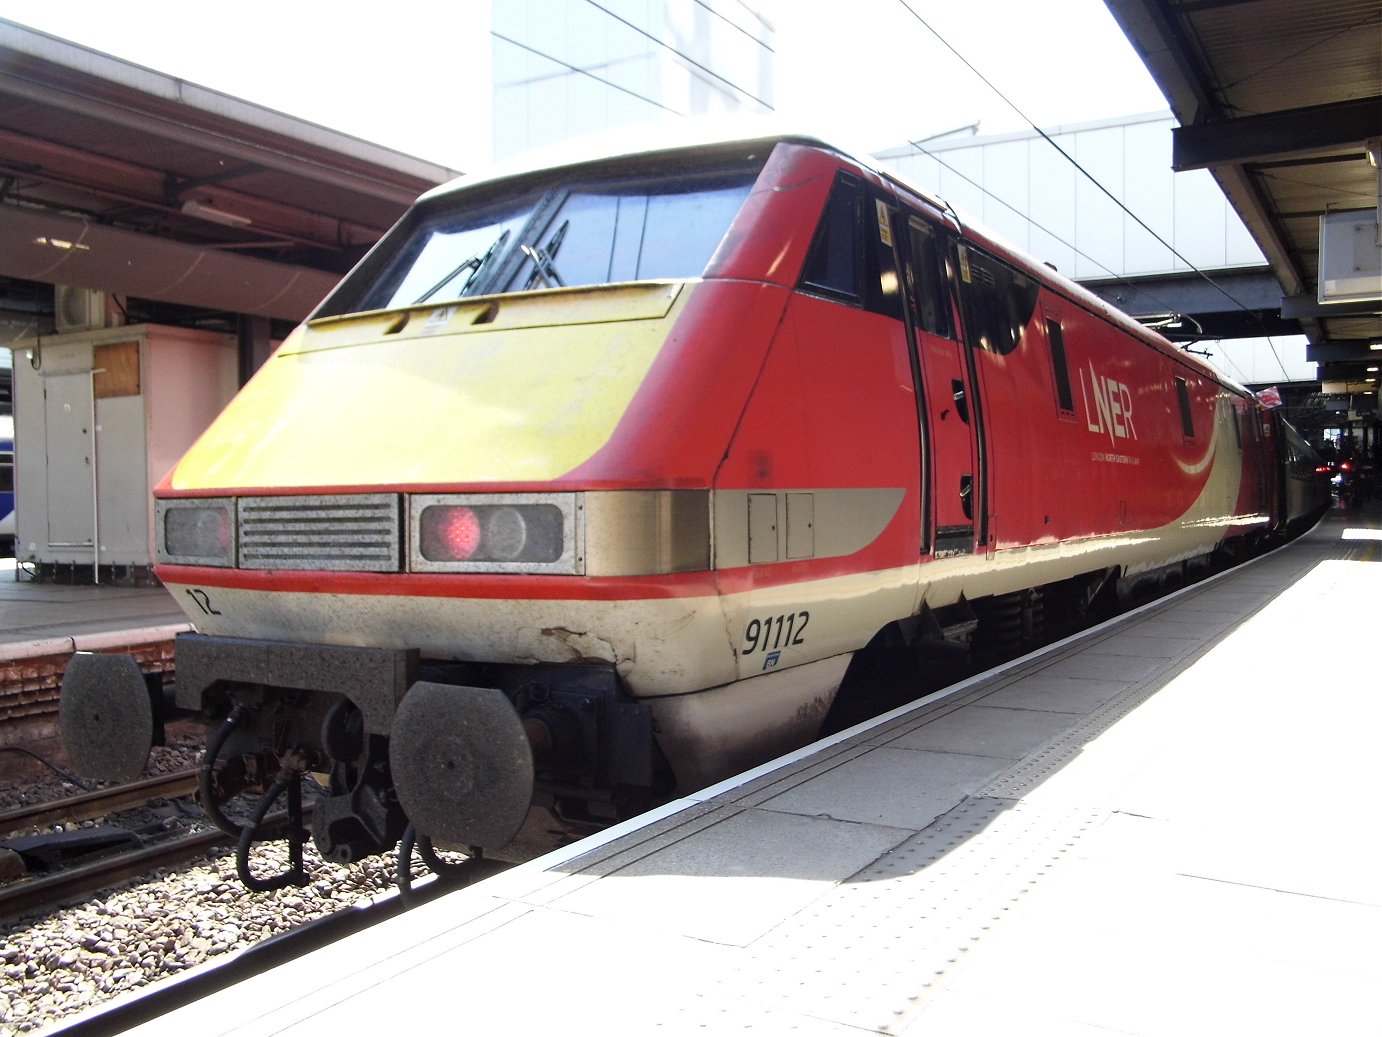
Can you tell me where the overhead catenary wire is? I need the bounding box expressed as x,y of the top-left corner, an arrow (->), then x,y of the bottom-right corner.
492,31 -> 686,117
580,0 -> 775,111
891,0 -> 1293,383
905,140 -> 1257,386
495,3 -> 775,123
692,0 -> 776,52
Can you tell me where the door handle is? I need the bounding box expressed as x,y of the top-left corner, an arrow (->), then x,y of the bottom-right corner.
959,474 -> 973,520
951,380 -> 970,423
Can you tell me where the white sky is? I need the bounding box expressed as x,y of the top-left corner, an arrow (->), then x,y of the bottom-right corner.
771,0 -> 1169,151
0,0 -> 1169,171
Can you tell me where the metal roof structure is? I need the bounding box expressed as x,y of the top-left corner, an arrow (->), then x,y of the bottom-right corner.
0,19 -> 460,329
1104,0 -> 1382,394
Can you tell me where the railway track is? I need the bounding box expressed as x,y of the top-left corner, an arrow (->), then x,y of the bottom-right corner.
0,768 -> 220,925
1,761 -> 508,1034
0,826 -> 230,925
0,769 -> 199,834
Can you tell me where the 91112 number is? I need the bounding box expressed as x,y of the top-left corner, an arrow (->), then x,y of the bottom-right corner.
742,611 -> 809,655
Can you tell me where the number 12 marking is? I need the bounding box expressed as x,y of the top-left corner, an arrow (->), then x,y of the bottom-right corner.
742,611 -> 809,655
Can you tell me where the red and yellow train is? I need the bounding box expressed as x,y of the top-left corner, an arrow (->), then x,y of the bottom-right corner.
61,132 -> 1327,882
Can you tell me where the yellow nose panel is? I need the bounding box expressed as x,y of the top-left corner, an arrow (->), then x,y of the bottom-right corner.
169,283 -> 687,490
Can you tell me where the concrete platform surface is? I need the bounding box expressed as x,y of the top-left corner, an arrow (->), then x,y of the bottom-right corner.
0,560 -> 187,651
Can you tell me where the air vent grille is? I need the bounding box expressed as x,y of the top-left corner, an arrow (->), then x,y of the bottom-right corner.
238,495 -> 401,571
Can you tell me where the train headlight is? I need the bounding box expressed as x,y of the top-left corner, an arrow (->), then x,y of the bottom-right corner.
410,495 -> 581,573
156,498 -> 235,566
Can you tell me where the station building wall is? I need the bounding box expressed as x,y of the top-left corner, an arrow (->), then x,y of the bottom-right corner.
874,112 -> 1264,283
874,113 -> 1312,387
492,0 -> 773,161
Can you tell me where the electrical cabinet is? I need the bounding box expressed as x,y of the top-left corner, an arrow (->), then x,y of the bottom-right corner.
13,323 -> 236,580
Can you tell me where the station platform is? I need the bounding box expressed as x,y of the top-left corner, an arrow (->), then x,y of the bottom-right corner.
80,502 -> 1382,1034
0,561 -> 186,650
0,560 -> 188,738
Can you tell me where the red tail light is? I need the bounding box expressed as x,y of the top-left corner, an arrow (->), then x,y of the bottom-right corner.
418,503 -> 564,564
420,506 -> 483,561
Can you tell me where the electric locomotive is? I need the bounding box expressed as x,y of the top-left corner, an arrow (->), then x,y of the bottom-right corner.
59,131 -> 1327,885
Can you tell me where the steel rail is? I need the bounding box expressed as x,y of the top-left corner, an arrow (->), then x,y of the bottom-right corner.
0,826 -> 230,925
1,799 -> 316,925
0,769 -> 200,836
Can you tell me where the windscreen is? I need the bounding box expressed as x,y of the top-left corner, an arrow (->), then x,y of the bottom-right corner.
321,155 -> 766,317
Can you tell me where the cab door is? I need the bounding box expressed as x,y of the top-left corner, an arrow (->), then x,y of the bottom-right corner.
904,217 -> 981,557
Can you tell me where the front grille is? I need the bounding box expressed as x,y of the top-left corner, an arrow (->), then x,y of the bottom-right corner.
238,495 -> 401,572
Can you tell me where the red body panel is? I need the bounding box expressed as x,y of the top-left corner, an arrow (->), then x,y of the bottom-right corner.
975,299 -> 1220,548
714,292 -> 923,581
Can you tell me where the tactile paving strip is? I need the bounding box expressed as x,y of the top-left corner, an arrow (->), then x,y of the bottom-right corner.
667,798 -> 1102,1033
974,640 -> 1213,801
974,550 -> 1332,801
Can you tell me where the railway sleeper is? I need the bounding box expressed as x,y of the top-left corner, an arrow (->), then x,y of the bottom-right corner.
1,827 -> 143,872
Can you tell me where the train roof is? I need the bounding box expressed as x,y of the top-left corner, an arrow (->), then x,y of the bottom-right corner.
417,117 -> 841,201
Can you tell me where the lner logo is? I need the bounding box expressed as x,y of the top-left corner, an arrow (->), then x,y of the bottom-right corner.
1080,362 -> 1137,445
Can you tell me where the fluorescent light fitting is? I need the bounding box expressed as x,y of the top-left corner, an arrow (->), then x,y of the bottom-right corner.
181,200 -> 252,227
32,236 -> 91,252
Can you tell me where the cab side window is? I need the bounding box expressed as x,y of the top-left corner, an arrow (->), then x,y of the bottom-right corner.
801,175 -> 863,302
799,174 -> 903,321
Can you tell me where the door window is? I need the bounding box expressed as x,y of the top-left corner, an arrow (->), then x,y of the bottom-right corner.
906,219 -> 954,339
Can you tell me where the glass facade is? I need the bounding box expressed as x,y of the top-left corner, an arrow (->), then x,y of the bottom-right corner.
491,0 -> 773,160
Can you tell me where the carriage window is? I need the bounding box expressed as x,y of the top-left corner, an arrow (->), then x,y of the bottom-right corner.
801,175 -> 863,302
954,244 -> 1040,356
1045,318 -> 1074,413
908,219 -> 953,338
1175,377 -> 1195,438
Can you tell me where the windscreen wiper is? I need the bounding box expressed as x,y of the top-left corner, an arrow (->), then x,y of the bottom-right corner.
413,229 -> 510,305
521,220 -> 569,290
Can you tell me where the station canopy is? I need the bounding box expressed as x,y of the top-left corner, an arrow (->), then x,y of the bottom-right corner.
0,19 -> 460,330
1105,0 -> 1382,393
